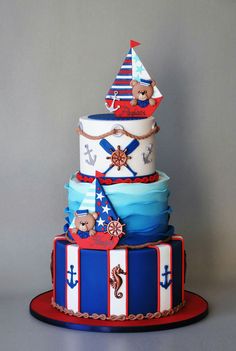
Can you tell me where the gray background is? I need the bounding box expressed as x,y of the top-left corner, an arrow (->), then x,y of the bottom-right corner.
0,0 -> 236,350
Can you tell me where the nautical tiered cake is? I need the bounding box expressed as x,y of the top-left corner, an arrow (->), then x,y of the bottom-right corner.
51,41 -> 186,320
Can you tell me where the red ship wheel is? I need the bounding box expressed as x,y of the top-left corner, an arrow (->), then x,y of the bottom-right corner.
107,146 -> 131,171
107,218 -> 125,238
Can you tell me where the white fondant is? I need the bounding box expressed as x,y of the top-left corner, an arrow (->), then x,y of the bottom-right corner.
66,244 -> 79,312
109,249 -> 127,316
158,244 -> 172,312
79,116 -> 157,177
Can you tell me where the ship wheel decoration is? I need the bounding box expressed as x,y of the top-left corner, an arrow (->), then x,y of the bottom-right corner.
106,218 -> 125,238
99,138 -> 140,176
108,145 -> 131,170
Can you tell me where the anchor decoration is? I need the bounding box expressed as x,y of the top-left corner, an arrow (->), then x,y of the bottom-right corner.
142,143 -> 153,164
110,264 -> 127,299
105,90 -> 120,113
67,175 -> 125,250
84,144 -> 97,166
105,40 -> 163,118
99,138 -> 139,176
160,265 -> 172,290
66,265 -> 78,289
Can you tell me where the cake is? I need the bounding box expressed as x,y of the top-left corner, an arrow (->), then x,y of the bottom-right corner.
50,40 -> 186,321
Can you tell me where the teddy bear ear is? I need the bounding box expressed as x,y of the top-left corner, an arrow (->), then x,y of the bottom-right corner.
91,212 -> 98,220
151,80 -> 156,87
130,80 -> 138,87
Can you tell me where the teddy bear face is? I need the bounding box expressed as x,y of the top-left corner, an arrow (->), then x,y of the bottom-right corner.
74,212 -> 98,232
130,80 -> 156,101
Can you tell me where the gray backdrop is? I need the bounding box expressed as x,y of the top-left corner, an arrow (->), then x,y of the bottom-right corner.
0,0 -> 236,349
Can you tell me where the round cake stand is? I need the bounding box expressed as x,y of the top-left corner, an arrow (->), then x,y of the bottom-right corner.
29,290 -> 208,333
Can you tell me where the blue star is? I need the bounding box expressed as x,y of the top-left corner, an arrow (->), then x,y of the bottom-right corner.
136,65 -> 144,73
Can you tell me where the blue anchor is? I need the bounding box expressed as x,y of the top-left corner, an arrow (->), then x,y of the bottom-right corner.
160,265 -> 172,290
66,265 -> 78,289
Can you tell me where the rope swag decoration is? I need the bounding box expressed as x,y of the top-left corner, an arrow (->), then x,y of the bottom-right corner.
51,298 -> 186,321
76,124 -> 160,141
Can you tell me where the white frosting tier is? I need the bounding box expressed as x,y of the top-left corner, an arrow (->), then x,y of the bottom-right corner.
79,115 -> 157,178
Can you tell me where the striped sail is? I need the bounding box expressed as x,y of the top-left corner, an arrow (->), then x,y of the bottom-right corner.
105,48 -> 162,102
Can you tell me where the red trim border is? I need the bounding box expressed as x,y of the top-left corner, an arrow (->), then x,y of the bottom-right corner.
75,172 -> 159,185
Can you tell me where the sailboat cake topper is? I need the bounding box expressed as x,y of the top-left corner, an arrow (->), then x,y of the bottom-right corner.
67,172 -> 125,250
105,40 -> 163,118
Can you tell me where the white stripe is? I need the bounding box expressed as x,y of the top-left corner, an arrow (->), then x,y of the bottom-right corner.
109,249 -> 127,316
85,193 -> 94,197
121,65 -> 132,69
106,95 -> 133,100
81,199 -> 94,204
116,75 -> 132,79
66,245 -> 79,312
158,244 -> 172,312
111,85 -> 132,89
126,54 -> 132,57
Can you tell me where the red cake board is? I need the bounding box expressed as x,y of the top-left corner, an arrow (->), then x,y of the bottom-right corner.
29,290 -> 208,333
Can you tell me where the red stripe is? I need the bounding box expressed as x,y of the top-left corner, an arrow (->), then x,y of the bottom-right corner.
167,243 -> 173,309
155,246 -> 160,312
125,249 -> 129,317
53,239 -> 56,301
124,59 -> 132,64
118,69 -> 132,75
113,80 -> 131,85
172,235 -> 185,301
65,245 -> 68,309
108,89 -> 132,96
107,250 -> 110,317
78,247 -> 80,312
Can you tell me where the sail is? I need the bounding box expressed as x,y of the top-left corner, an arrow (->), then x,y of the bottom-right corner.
105,41 -> 163,118
68,178 -> 125,249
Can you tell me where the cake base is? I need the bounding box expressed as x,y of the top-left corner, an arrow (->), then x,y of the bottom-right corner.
29,290 -> 208,332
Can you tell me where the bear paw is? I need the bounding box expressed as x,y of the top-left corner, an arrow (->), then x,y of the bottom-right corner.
149,98 -> 156,106
89,229 -> 96,236
130,99 -> 138,106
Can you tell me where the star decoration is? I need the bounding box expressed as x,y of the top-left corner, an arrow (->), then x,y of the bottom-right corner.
136,65 -> 144,73
106,145 -> 131,171
102,204 -> 111,214
96,192 -> 105,201
96,217 -> 106,227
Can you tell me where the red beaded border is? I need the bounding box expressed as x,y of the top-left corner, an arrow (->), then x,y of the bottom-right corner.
75,172 -> 159,185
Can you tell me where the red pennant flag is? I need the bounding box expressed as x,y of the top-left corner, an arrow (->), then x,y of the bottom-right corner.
130,40 -> 141,48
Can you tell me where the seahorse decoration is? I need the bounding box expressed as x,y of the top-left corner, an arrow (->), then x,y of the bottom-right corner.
109,264 -> 127,299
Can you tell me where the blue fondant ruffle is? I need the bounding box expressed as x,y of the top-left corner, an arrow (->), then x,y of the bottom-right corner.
64,171 -> 174,246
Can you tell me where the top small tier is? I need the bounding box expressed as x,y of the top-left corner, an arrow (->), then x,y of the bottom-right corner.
78,113 -> 159,180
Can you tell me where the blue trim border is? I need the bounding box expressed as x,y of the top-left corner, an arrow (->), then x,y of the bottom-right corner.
88,114 -> 146,121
